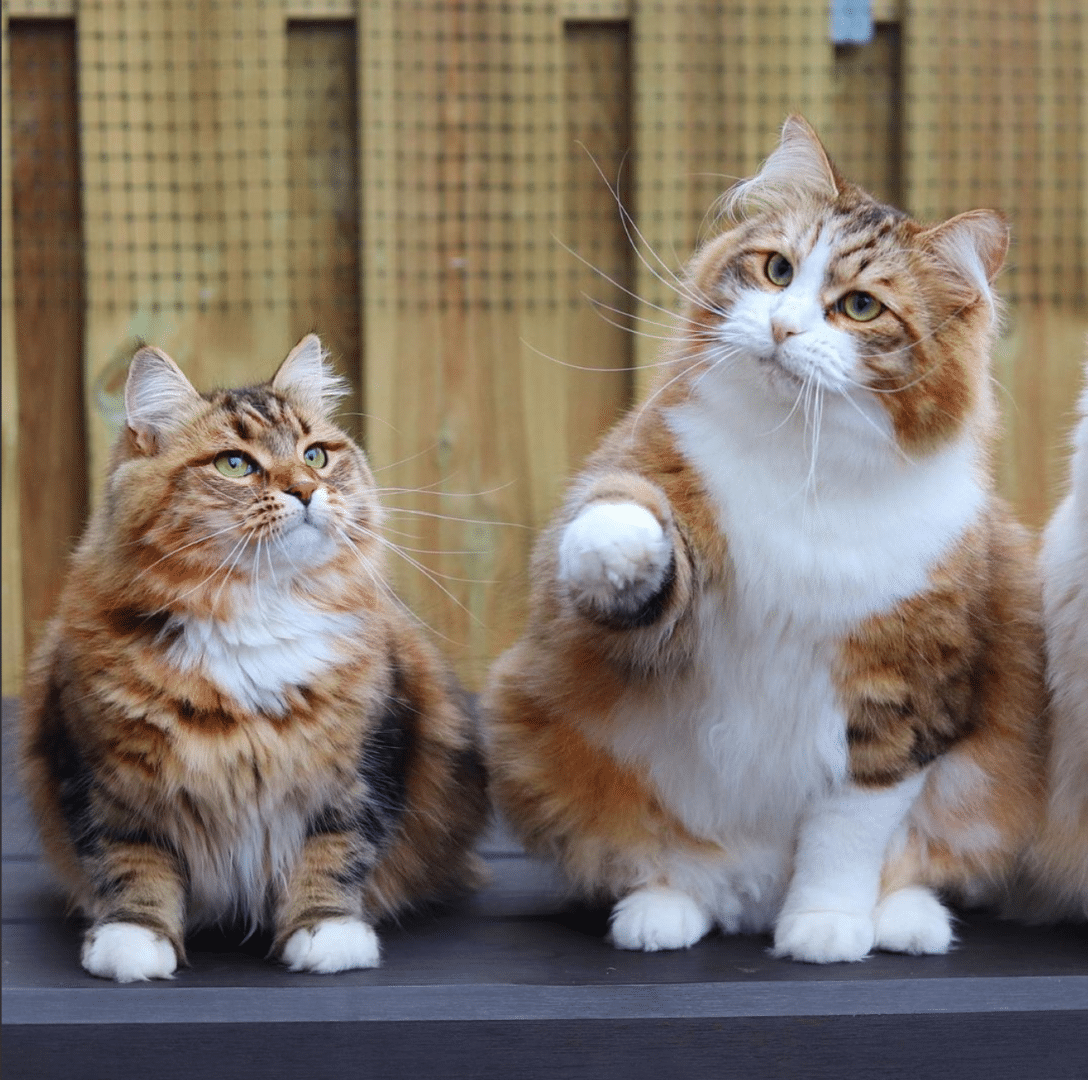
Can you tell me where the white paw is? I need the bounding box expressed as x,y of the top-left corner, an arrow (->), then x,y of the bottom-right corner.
609,886 -> 712,952
281,917 -> 381,973
558,503 -> 671,616
81,922 -> 178,983
874,887 -> 954,955
772,909 -> 875,964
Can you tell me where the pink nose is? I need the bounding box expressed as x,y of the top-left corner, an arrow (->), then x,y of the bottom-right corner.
771,319 -> 800,345
286,480 -> 318,506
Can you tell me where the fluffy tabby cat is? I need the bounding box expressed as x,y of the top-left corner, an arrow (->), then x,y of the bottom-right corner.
484,116 -> 1048,962
1019,364 -> 1088,920
21,334 -> 488,981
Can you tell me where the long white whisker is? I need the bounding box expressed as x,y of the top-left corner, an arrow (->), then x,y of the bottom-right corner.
169,530 -> 252,606
333,525 -> 466,645
130,521 -> 245,581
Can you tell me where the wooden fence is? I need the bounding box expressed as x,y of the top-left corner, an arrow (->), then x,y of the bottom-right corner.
3,0 -> 1085,693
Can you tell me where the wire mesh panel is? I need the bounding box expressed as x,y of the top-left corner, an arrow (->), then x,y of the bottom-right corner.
2,0 -> 1086,690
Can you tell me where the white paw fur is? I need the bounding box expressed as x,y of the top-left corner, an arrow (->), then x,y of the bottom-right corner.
874,887 -> 954,955
772,909 -> 875,964
609,886 -> 712,952
81,922 -> 178,983
558,502 -> 671,614
281,917 -> 381,973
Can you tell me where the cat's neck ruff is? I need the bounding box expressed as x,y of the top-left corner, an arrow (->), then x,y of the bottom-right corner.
166,585 -> 360,716
666,365 -> 987,628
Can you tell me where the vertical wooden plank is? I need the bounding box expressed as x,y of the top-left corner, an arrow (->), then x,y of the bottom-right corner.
1,11 -> 24,693
79,0 -> 292,500
362,1 -> 588,684
563,20 -> 634,464
285,18 -> 362,434
632,0 -> 832,395
8,18 -> 86,664
828,24 -> 903,207
903,0 -> 1087,526
361,0 -> 494,681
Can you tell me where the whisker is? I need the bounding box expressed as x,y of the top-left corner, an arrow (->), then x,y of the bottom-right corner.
130,521 -> 245,581
382,506 -> 532,530
333,525 -> 467,646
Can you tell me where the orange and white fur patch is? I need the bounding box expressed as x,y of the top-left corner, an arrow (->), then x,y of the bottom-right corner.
1018,364 -> 1088,920
484,117 -> 1048,963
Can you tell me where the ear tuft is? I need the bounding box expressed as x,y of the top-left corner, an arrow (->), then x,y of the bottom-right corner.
125,347 -> 203,453
723,114 -> 840,221
920,209 -> 1009,316
271,334 -> 349,419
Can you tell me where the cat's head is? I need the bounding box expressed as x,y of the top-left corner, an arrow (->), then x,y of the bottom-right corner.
109,334 -> 380,606
681,116 -> 1008,458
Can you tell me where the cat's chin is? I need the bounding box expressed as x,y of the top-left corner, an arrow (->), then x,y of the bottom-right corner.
274,521 -> 338,569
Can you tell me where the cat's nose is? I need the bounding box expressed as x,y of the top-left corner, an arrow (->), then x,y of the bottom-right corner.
286,480 -> 318,506
771,319 -> 800,345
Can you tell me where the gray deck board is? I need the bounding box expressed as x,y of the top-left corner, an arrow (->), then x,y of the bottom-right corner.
4,698 -> 1087,1079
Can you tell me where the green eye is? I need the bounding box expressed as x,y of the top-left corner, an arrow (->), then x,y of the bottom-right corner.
840,291 -> 883,322
303,445 -> 327,469
214,452 -> 254,478
766,253 -> 794,287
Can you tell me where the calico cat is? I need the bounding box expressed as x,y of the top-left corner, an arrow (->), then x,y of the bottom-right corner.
21,334 -> 488,981
484,116 -> 1048,963
1019,364 -> 1088,920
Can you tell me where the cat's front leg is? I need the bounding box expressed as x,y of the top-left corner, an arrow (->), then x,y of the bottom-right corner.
559,498 -> 676,627
81,839 -> 186,982
609,885 -> 714,952
773,772 -> 937,963
275,822 -> 381,974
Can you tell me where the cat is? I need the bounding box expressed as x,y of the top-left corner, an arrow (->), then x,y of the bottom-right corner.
1017,363 -> 1088,920
483,116 -> 1049,963
20,334 -> 488,981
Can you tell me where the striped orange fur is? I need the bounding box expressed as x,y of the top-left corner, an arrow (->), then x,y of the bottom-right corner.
21,335 -> 487,980
484,117 -> 1049,962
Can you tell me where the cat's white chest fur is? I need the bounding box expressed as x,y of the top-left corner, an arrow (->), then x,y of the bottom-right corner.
167,591 -> 359,715
587,390 -> 985,929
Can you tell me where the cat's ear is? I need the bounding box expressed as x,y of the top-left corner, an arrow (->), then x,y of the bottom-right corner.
125,346 -> 204,454
271,334 -> 349,419
920,209 -> 1009,311
724,114 -> 840,220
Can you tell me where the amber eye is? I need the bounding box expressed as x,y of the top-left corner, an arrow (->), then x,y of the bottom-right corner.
766,253 -> 794,287
303,445 -> 328,469
214,452 -> 255,478
840,291 -> 883,322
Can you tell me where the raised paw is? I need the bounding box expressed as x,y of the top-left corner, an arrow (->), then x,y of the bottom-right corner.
772,909 -> 875,964
81,921 -> 178,983
874,887 -> 954,955
558,502 -> 672,622
609,886 -> 712,952
281,917 -> 381,974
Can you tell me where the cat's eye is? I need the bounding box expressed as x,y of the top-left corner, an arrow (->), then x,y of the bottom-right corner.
839,291 -> 883,322
765,253 -> 794,287
214,452 -> 255,478
303,445 -> 328,469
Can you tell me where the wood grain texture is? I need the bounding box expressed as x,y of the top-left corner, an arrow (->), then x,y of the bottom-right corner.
77,0 -> 293,497
1,12 -> 22,695
7,19 -> 86,671
286,18 -> 362,437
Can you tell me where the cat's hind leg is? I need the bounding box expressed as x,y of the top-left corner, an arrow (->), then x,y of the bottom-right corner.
873,886 -> 954,955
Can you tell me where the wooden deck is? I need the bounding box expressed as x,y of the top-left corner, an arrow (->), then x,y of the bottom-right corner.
4,697 -> 1086,1079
